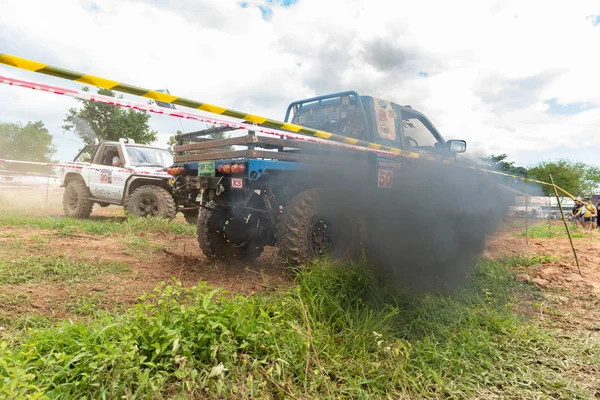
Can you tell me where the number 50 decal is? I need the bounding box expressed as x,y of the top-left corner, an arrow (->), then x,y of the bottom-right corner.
377,169 -> 393,188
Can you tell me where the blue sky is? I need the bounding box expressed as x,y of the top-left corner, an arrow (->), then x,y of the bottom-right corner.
544,98 -> 597,116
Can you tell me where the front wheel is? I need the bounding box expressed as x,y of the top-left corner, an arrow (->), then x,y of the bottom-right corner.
277,188 -> 362,267
197,200 -> 264,261
125,185 -> 177,219
63,180 -> 93,218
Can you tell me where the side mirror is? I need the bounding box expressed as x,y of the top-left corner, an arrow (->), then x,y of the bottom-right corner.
446,139 -> 466,153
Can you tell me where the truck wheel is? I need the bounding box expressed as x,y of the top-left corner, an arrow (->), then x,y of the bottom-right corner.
277,188 -> 361,266
63,180 -> 93,218
125,186 -> 177,219
197,200 -> 264,261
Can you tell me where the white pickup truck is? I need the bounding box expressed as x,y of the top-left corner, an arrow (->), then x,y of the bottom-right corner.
59,138 -> 179,219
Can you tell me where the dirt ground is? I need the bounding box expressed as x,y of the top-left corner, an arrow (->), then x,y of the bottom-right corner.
0,187 -> 290,328
485,223 -> 600,334
1,186 -> 599,337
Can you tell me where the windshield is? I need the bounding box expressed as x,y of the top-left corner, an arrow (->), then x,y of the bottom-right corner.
125,146 -> 173,168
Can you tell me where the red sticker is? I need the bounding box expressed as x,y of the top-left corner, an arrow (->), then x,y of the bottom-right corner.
377,169 -> 393,188
231,178 -> 243,189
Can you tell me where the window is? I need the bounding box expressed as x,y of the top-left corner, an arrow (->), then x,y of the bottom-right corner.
125,146 -> 173,168
401,112 -> 440,150
99,146 -> 119,166
290,95 -> 367,138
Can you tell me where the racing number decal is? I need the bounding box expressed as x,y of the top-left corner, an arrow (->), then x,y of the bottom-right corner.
99,169 -> 112,184
377,169 -> 393,188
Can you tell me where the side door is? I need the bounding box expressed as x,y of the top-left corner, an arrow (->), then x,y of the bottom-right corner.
88,144 -> 127,201
363,97 -> 404,190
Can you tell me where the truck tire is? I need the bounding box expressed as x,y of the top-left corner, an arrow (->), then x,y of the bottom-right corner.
63,180 -> 93,219
125,185 -> 177,219
197,200 -> 264,261
277,188 -> 361,267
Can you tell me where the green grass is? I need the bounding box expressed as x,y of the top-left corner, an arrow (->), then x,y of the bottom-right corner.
0,255 -> 131,284
0,214 -> 196,237
0,293 -> 31,307
1,256 -> 598,399
125,235 -> 162,254
523,222 -> 586,238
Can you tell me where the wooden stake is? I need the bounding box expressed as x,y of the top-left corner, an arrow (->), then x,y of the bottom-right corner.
548,197 -> 552,238
550,174 -> 581,276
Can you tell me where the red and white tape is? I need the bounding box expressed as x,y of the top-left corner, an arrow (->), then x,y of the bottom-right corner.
0,75 -> 401,159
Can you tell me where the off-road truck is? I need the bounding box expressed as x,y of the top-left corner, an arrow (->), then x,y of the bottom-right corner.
59,138 -> 186,219
169,91 -> 467,265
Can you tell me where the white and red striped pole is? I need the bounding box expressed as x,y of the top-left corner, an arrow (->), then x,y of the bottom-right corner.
0,75 -> 402,159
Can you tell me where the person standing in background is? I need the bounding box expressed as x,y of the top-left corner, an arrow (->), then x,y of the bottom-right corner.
596,199 -> 600,229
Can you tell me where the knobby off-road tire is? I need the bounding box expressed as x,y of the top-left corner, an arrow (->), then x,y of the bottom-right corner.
125,185 -> 177,219
197,200 -> 264,262
63,180 -> 93,218
277,188 -> 361,267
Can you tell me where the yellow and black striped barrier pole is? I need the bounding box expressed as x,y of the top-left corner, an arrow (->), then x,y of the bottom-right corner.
0,53 -> 412,157
0,53 -> 578,200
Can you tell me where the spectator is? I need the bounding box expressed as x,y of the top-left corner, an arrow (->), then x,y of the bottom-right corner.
597,199 -> 600,229
572,199 -> 583,230
577,198 -> 597,231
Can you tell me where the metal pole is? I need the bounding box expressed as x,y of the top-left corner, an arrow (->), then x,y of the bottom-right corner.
550,174 -> 581,276
525,195 -> 529,244
45,175 -> 50,208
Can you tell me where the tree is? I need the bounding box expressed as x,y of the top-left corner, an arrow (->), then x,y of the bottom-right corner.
527,160 -> 600,197
167,133 -> 179,155
62,87 -> 158,146
480,154 -> 527,177
0,121 -> 56,174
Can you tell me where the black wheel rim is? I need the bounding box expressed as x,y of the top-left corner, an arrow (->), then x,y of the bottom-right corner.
219,215 -> 249,248
136,196 -> 159,217
310,218 -> 335,257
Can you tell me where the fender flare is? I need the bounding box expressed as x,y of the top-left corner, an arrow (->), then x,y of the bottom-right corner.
62,171 -> 86,188
121,175 -> 171,203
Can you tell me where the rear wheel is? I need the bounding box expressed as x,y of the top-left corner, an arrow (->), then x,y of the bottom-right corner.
125,185 -> 177,219
277,188 -> 361,267
197,200 -> 264,261
63,180 -> 93,218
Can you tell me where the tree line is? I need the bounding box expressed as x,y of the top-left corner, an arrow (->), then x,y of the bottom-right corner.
480,154 -> 600,197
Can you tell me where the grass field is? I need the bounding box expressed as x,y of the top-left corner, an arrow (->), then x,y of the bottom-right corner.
1,213 -> 599,399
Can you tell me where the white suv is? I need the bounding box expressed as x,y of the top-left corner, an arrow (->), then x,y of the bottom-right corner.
59,138 -> 177,219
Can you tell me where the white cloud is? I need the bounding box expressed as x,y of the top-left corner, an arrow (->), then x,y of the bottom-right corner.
0,0 -> 599,167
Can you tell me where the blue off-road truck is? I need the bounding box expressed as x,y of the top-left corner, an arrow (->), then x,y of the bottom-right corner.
168,91 -> 467,265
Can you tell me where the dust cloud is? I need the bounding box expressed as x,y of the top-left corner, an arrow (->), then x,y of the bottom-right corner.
71,116 -> 97,143
287,147 -> 520,293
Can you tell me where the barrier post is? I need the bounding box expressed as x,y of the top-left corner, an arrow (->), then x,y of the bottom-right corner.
548,197 -> 552,238
45,175 -> 50,209
550,174 -> 581,276
525,195 -> 529,244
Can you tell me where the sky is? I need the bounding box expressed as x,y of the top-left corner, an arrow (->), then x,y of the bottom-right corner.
0,0 -> 599,169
